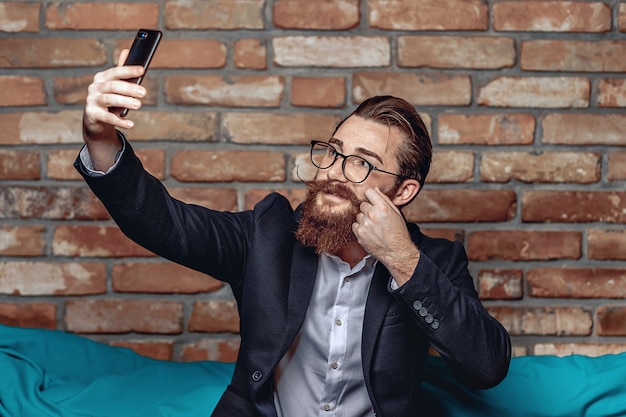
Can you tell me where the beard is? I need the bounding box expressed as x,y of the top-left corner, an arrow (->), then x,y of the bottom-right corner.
295,180 -> 362,255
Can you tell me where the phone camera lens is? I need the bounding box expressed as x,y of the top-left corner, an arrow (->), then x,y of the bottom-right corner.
138,31 -> 148,39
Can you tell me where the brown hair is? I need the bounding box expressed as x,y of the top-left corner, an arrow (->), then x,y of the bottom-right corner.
333,95 -> 432,190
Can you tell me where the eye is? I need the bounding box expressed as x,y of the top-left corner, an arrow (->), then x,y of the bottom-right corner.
350,156 -> 372,169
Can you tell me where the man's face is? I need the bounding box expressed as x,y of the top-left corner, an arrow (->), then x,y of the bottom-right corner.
295,116 -> 405,254
312,115 -> 405,211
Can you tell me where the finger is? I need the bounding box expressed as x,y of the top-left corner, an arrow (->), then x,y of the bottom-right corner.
372,187 -> 403,215
117,49 -> 130,67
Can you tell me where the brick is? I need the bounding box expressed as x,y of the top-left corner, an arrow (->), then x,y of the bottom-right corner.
521,40 -> 626,72
353,72 -> 471,106
597,306 -> 626,336
115,38 -> 226,69
273,37 -> 390,67
0,76 -> 46,106
46,3 -> 159,30
493,2 -> 610,32
126,112 -> 218,142
165,0 -> 264,30
47,149 -> 85,180
588,229 -> 626,260
110,340 -> 174,360
488,306 -> 592,336
620,3 -> 626,32
369,0 -> 487,30
542,114 -> 626,145
274,0 -> 359,29
112,262 -> 223,294
0,2 -> 40,32
480,151 -> 600,183
291,77 -> 346,108
0,261 -> 105,295
468,231 -> 581,261
168,187 -> 238,211
53,225 -> 154,257
477,76 -> 589,108
0,186 -> 109,220
427,151 -> 473,183
223,112 -> 341,145
234,38 -> 267,70
292,152 -> 320,183
522,191 -> 626,223
0,111 -> 83,145
597,78 -> 626,107
438,113 -> 535,145
398,36 -> 515,69
534,343 -> 626,357
165,75 -> 284,107
181,338 -> 240,362
528,268 -> 626,299
0,225 -> 46,256
0,150 -> 40,179
403,190 -> 516,223
244,189 -> 307,210
608,151 -> 626,181
0,38 -> 106,68
53,75 -> 157,106
65,299 -> 183,334
478,269 -> 523,300
0,303 -> 56,329
188,300 -> 240,333
171,150 -> 286,182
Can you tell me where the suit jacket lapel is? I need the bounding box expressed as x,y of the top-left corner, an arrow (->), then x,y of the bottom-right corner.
280,241 -> 318,354
361,264 -> 392,382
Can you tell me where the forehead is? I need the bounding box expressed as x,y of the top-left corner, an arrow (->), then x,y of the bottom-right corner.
332,115 -> 404,163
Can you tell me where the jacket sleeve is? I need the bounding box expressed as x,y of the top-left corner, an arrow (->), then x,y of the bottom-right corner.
74,137 -> 253,284
390,229 -> 511,390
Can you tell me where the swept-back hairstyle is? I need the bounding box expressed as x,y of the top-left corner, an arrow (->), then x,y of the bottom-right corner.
333,95 -> 432,190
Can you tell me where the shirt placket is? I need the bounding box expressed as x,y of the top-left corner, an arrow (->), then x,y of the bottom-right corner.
319,264 -> 357,416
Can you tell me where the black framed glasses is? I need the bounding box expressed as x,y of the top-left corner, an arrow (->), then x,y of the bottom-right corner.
309,140 -> 406,184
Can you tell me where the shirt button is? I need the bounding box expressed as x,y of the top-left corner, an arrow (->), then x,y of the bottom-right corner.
331,362 -> 339,369
344,277 -> 352,283
335,319 -> 342,326
324,404 -> 331,411
251,370 -> 263,382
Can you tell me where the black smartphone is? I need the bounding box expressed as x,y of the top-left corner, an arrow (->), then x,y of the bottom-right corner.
118,29 -> 162,117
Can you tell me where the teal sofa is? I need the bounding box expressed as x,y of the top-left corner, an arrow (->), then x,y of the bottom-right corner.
1,324 -> 624,417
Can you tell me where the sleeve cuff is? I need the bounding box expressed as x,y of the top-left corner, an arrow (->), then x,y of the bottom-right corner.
79,131 -> 126,177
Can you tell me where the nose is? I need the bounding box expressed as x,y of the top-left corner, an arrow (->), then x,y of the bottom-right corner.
325,157 -> 348,182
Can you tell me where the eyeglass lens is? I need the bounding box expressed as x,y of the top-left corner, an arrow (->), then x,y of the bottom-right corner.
310,142 -> 371,183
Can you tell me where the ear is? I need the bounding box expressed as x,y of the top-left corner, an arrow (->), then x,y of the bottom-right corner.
391,179 -> 420,207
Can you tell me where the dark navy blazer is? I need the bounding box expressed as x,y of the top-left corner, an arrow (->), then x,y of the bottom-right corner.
76,140 -> 511,417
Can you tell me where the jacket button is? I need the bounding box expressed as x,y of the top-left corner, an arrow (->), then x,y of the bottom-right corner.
418,306 -> 428,317
425,314 -> 434,324
431,320 -> 440,330
252,370 -> 263,382
412,300 -> 423,310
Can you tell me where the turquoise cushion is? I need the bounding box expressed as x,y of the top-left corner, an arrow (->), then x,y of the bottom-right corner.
1,324 -> 625,417
422,352 -> 626,417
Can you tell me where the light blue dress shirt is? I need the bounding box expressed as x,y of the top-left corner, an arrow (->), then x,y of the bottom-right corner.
274,253 -> 377,417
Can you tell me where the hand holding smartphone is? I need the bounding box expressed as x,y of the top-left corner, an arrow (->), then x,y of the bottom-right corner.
114,29 -> 162,117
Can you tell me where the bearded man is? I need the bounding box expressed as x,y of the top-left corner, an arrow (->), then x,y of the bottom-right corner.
76,52 -> 511,417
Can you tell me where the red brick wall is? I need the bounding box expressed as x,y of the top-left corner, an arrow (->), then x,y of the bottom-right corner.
1,0 -> 626,361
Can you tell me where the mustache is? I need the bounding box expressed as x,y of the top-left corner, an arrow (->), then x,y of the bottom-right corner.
303,179 -> 361,205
